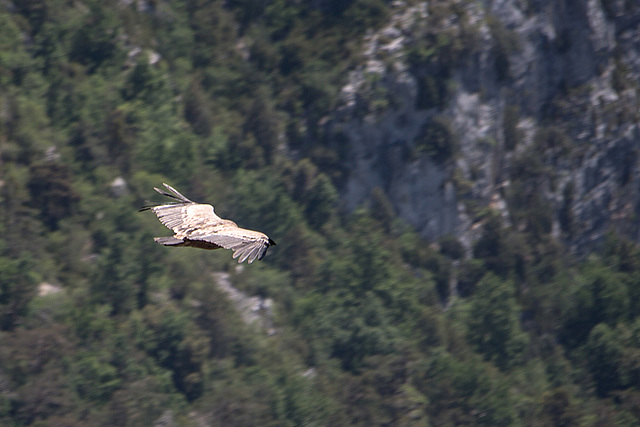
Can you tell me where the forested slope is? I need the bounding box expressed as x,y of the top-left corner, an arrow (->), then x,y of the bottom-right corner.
1,1 -> 640,425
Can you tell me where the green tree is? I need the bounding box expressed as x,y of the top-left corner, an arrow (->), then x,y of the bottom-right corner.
28,162 -> 80,230
466,273 -> 528,370
412,350 -> 520,426
540,388 -> 581,427
413,115 -> 458,162
122,59 -> 161,101
0,326 -> 76,424
138,304 -> 209,401
561,262 -> 629,347
585,323 -> 624,397
303,173 -> 338,229
0,254 -> 39,330
243,92 -> 280,164
69,4 -> 121,72
370,187 -> 396,233
0,8 -> 36,86
184,77 -> 214,137
69,351 -> 122,403
90,232 -> 151,315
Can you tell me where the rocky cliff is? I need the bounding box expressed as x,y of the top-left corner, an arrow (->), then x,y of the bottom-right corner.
328,0 -> 640,255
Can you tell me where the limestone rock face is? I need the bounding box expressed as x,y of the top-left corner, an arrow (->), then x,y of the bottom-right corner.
328,0 -> 640,254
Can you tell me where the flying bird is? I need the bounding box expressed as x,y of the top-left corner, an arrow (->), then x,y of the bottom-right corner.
140,183 -> 276,264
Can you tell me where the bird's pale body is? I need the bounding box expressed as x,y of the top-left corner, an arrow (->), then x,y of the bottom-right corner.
141,184 -> 275,263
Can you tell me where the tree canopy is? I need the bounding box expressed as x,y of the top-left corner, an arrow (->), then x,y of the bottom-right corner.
0,1 -> 639,425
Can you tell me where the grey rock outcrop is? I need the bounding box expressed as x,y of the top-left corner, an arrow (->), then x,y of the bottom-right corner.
328,0 -> 640,254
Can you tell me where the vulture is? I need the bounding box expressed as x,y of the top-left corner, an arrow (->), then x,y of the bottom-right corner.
140,183 -> 276,264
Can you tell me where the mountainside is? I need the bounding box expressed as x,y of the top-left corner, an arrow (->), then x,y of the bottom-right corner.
2,1 -> 640,425
330,0 -> 640,255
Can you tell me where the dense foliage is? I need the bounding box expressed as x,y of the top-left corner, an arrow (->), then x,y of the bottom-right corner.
1,1 -> 639,425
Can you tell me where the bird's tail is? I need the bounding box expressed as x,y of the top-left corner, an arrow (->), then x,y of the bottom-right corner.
154,236 -> 186,246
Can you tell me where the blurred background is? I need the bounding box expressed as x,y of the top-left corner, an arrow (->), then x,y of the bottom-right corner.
1,0 -> 640,425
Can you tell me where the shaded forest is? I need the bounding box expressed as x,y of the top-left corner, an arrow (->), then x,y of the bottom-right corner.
1,0 -> 640,425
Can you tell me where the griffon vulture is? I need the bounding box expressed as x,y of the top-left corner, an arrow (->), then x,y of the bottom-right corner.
140,183 -> 276,263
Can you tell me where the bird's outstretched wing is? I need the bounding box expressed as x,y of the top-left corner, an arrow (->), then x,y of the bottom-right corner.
197,228 -> 276,264
141,183 -> 224,236
141,183 -> 275,263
